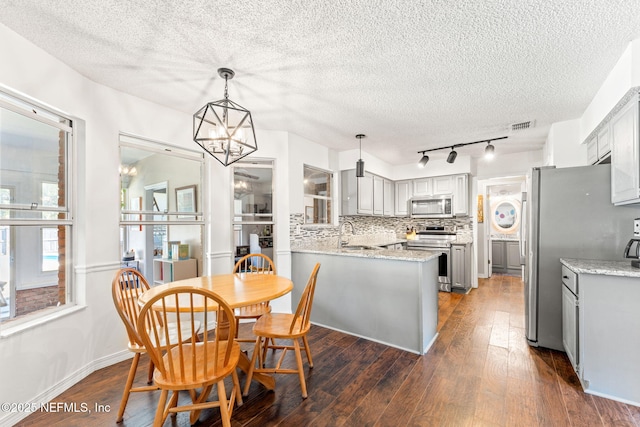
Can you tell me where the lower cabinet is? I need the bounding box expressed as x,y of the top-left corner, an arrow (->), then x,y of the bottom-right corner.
561,260 -> 640,405
451,243 -> 471,291
491,240 -> 520,275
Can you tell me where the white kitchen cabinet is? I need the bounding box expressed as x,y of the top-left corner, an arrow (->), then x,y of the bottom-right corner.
451,242 -> 471,291
453,174 -> 469,216
560,260 -> 640,405
597,124 -> 611,160
586,135 -> 598,165
432,175 -> 453,195
587,123 -> 612,165
395,180 -> 412,216
358,173 -> 374,215
383,179 -> 394,216
373,175 -> 384,215
561,266 -> 579,374
611,94 -> 640,205
412,178 -> 432,196
342,170 -> 392,216
153,258 -> 197,285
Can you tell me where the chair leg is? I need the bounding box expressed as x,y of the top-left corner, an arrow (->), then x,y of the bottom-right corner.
147,359 -> 155,384
116,352 -> 140,422
293,339 -> 308,398
243,336 -> 262,396
302,335 -> 313,368
232,369 -> 243,406
153,389 -> 169,427
218,380 -> 231,427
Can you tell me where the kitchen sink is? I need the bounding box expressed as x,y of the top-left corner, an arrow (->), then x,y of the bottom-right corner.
340,245 -> 383,251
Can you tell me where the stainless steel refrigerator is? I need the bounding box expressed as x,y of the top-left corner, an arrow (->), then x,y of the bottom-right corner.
524,163 -> 640,351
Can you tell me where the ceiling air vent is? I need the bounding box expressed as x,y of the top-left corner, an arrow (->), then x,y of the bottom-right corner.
510,120 -> 535,131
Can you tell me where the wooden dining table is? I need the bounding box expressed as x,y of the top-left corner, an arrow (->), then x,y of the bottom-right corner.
138,272 -> 294,391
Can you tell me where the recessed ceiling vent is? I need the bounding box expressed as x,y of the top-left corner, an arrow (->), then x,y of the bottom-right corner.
510,120 -> 535,132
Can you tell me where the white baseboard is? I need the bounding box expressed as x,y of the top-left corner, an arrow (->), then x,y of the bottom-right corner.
0,349 -> 131,426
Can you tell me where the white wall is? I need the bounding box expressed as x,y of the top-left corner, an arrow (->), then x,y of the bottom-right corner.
545,119 -> 586,168
0,22 -> 219,426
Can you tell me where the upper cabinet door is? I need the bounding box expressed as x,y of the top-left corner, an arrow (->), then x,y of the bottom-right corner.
586,136 -> 598,165
413,178 -> 432,196
373,175 -> 384,215
597,124 -> 611,160
357,173 -> 374,215
432,176 -> 454,195
383,179 -> 394,216
453,174 -> 469,216
395,180 -> 412,216
611,95 -> 640,205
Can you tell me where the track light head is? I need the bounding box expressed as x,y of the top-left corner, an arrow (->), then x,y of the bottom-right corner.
484,142 -> 495,159
446,148 -> 457,164
418,154 -> 429,167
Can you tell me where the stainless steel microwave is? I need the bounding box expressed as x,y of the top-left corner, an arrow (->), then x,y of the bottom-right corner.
410,195 -> 453,218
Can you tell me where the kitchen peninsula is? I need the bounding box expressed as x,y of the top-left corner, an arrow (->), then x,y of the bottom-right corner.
291,238 -> 441,354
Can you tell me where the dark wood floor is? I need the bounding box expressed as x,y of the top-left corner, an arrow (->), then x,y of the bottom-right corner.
17,274 -> 640,426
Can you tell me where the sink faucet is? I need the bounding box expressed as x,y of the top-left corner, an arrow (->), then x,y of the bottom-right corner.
338,220 -> 355,248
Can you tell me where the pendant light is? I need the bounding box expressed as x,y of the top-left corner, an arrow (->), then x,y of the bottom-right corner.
356,134 -> 365,177
193,68 -> 258,166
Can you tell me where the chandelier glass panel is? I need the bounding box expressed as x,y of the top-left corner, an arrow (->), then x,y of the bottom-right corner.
193,68 -> 258,166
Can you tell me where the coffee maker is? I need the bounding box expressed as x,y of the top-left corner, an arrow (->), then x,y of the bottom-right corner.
623,218 -> 640,268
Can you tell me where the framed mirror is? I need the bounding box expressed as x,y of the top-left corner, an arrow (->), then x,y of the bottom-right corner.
491,200 -> 520,234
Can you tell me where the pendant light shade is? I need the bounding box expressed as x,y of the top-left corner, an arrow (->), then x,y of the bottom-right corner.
193,68 -> 258,166
355,134 -> 365,177
446,148 -> 457,164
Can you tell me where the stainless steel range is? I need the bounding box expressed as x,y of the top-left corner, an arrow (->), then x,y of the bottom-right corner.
406,226 -> 457,292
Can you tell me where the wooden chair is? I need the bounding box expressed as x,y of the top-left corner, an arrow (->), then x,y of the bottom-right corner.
137,285 -> 242,427
243,263 -> 320,399
111,268 -> 161,423
232,253 -> 276,343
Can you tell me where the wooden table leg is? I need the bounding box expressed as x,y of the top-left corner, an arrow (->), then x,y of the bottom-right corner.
218,310 -> 276,391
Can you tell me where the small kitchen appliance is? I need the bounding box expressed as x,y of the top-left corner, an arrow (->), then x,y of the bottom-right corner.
623,218 -> 640,268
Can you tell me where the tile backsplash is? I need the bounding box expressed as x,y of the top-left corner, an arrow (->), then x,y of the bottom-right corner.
290,214 -> 473,244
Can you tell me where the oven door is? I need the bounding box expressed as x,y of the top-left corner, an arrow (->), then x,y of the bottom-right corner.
407,245 -> 451,292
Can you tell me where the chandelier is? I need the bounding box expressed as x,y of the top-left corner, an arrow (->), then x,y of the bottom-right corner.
193,68 -> 258,166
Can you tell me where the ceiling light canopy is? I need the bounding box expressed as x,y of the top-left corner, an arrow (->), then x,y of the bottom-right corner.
193,68 -> 258,166
356,134 -> 365,177
417,136 -> 507,167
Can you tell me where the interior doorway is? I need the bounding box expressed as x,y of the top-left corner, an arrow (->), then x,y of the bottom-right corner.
477,176 -> 526,279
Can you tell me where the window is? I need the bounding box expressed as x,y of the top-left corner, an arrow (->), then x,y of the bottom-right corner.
231,160 -> 275,266
303,165 -> 332,224
119,134 -> 204,284
0,88 -> 74,325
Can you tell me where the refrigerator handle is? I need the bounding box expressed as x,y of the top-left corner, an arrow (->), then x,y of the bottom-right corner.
519,192 -> 527,264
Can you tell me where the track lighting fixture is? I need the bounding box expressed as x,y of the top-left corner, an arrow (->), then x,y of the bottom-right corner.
446,148 -> 457,164
356,134 -> 365,177
418,153 -> 429,167
416,136 -> 507,167
484,142 -> 495,159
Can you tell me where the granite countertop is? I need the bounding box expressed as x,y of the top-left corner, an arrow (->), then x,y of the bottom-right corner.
291,239 -> 441,262
560,258 -> 640,278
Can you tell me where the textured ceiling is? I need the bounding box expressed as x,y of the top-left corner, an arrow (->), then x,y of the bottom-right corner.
2,0 -> 640,164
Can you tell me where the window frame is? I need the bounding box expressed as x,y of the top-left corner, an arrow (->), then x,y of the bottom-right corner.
0,85 -> 75,331
303,164 -> 333,225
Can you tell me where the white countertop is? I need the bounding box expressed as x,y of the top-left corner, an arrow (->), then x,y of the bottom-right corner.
560,258 -> 640,278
